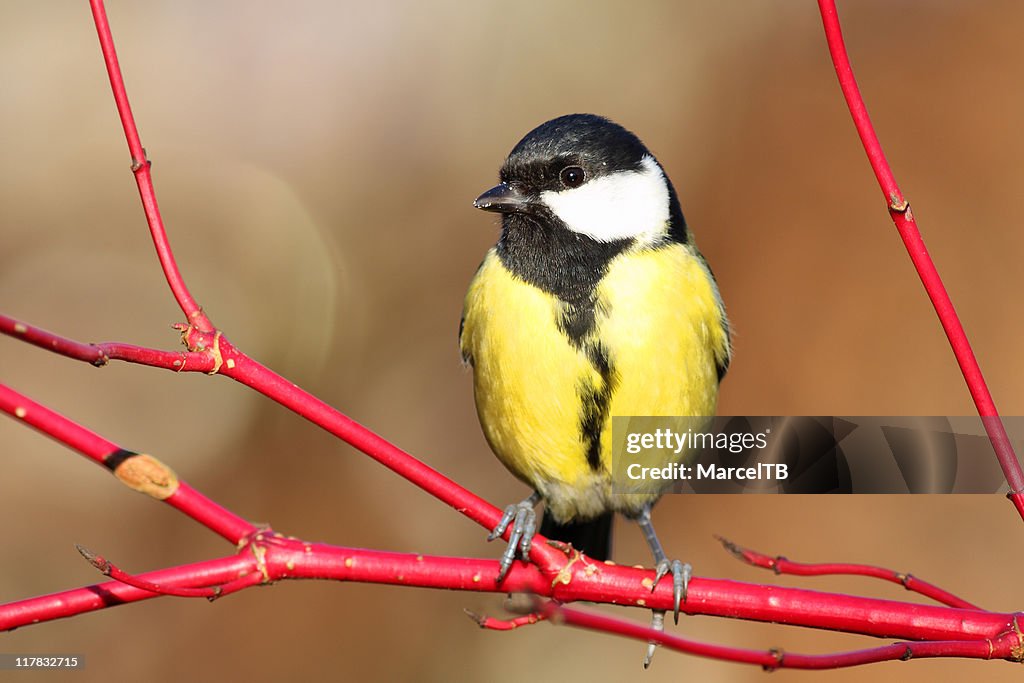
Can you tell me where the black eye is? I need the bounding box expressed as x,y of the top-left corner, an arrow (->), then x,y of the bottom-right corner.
559,165 -> 585,189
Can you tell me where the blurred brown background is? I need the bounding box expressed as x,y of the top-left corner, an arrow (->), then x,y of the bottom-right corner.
3,1 -> 1024,681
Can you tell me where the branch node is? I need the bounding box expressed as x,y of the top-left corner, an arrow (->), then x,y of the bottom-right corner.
207,330 -> 224,375
548,543 -> 593,589
1009,615 -> 1024,661
130,148 -> 150,173
763,647 -> 784,672
900,646 -> 913,661
244,531 -> 272,583
172,323 -> 224,373
887,192 -> 910,213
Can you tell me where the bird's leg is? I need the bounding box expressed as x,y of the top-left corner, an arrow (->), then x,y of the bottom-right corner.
487,491 -> 541,582
634,504 -> 691,668
635,503 -> 690,620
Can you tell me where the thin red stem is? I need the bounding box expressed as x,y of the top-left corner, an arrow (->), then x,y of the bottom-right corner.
719,537 -> 979,610
816,1 -> 1024,519
0,383 -> 255,543
0,555 -> 255,630
0,315 -> 214,372
549,602 -> 1021,669
467,609 -> 548,631
76,545 -> 234,598
88,0 -> 212,332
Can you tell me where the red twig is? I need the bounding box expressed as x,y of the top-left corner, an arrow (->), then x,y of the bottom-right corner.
74,545 -> 254,599
0,314 -> 214,372
0,555 -> 256,631
89,0 -> 212,333
0,383 -> 254,543
718,537 -> 979,610
816,1 -> 1024,521
465,608 -> 548,631
546,602 -> 1023,669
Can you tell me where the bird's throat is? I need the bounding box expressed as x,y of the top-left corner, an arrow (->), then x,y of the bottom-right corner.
496,213 -> 631,305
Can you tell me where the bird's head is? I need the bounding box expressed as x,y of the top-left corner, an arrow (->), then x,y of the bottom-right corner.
474,114 -> 687,246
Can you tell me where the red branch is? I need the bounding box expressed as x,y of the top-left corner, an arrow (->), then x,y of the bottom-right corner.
0,314 -> 214,372
74,545 -> 256,600
547,603 -> 1023,669
0,555 -> 255,630
89,0 -> 212,333
817,0 -> 1024,520
5,529 -> 1020,651
718,537 -> 980,610
0,383 -> 253,543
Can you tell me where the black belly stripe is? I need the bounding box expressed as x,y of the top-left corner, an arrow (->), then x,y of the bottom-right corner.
556,296 -> 618,472
557,295 -> 609,348
577,341 -> 615,471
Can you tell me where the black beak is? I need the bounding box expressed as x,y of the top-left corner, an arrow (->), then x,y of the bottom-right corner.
474,182 -> 532,214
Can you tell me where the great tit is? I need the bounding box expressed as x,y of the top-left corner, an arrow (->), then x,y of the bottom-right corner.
460,114 -> 730,657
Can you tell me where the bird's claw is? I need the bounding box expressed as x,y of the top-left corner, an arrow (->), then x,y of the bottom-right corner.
643,610 -> 665,669
488,498 -> 538,582
652,558 -> 690,624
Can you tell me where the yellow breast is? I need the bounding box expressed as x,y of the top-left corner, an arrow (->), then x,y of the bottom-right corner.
460,243 -> 729,521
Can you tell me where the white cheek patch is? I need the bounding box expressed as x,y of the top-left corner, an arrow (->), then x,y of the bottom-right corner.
539,155 -> 670,243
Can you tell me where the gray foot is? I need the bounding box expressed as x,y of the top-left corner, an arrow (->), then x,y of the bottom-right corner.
654,557 -> 691,624
487,493 -> 540,582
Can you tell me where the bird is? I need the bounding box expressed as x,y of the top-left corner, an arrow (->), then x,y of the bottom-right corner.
459,113 -> 730,662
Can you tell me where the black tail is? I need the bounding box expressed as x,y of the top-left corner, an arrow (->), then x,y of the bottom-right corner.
539,511 -> 614,561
